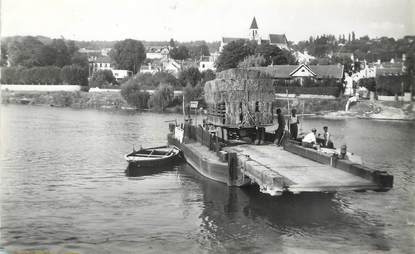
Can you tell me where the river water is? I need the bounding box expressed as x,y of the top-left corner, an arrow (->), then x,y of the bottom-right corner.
0,105 -> 414,254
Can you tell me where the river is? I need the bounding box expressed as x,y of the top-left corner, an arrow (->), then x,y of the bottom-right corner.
0,105 -> 414,254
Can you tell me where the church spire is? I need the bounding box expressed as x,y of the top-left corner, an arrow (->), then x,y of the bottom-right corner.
250,17 -> 258,29
249,17 -> 259,41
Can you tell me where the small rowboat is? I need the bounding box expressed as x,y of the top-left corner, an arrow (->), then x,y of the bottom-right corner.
124,145 -> 182,168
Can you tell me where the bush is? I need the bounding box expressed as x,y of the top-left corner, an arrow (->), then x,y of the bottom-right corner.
61,64 -> 88,86
358,78 -> 376,91
179,67 -> 202,87
375,75 -> 408,95
90,70 -> 116,88
120,79 -> 150,109
183,83 -> 205,107
1,66 -> 24,84
1,66 -> 62,84
147,83 -> 174,112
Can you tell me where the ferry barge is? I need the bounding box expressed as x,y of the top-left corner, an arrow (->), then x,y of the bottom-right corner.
168,69 -> 393,196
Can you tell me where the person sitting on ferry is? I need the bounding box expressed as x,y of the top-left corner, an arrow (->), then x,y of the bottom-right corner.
302,128 -> 317,148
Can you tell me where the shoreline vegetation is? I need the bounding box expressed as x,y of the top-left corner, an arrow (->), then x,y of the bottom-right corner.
1,90 -> 414,120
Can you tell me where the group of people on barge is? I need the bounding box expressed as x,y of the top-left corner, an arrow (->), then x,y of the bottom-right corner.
274,108 -> 333,149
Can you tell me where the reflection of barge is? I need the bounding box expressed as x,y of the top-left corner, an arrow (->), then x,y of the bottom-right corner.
168,69 -> 393,196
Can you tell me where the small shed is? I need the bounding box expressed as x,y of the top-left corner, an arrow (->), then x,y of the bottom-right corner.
204,69 -> 274,129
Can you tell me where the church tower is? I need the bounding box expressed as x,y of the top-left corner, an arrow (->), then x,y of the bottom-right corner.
249,17 -> 259,41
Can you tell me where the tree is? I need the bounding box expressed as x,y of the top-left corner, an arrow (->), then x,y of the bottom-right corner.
201,69 -> 216,84
50,39 -> 71,67
187,43 -> 210,59
7,36 -> 44,67
61,64 -> 88,85
90,70 -> 116,88
352,31 -> 356,41
1,43 -> 8,66
169,38 -> 176,48
70,52 -> 89,68
148,83 -> 174,112
238,54 -> 267,68
216,39 -> 256,71
169,45 -> 190,60
110,39 -> 146,74
120,79 -> 150,109
178,67 -> 202,87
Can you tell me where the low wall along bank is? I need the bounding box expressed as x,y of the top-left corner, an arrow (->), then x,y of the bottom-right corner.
1,84 -> 82,92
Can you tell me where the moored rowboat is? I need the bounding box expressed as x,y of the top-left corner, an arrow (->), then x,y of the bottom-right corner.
124,145 -> 182,168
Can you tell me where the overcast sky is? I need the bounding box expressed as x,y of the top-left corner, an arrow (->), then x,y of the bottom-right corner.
1,0 -> 414,42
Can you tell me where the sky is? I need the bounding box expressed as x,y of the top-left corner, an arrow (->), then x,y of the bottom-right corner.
1,0 -> 414,42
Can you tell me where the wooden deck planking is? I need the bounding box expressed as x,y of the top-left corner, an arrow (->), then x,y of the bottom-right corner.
227,145 -> 377,190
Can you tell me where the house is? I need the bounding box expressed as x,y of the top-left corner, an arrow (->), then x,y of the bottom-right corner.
250,64 -> 344,96
268,34 -> 289,50
219,17 -> 289,52
90,56 -> 113,73
251,64 -> 344,80
198,53 -> 219,72
161,58 -> 181,77
112,69 -> 133,82
146,46 -> 170,60
140,62 -> 160,74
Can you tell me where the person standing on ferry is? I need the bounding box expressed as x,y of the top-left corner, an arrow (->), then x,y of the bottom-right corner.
289,109 -> 299,139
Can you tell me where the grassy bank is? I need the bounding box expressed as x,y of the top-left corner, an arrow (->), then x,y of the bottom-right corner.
274,97 -> 349,115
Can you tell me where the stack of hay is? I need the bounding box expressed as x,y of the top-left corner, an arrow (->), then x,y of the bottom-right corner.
204,68 -> 274,128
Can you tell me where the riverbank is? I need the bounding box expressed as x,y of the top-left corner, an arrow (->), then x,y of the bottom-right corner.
1,90 -> 133,110
2,90 -> 414,120
322,100 -> 415,121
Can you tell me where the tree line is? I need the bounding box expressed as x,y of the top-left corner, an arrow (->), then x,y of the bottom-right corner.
215,40 -> 297,71
1,36 -> 89,85
120,67 -> 215,112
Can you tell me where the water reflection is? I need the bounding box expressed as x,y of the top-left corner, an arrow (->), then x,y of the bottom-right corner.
125,163 -> 180,177
178,164 -> 391,252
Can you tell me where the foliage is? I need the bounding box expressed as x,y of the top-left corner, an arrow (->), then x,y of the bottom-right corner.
375,76 -> 408,95
90,70 -> 116,88
70,52 -> 89,68
201,69 -> 216,84
358,78 -> 376,91
7,36 -> 44,67
1,43 -> 8,66
216,40 -> 296,71
186,43 -> 210,59
255,43 -> 296,65
120,79 -> 150,109
238,54 -> 267,68
147,83 -> 174,112
61,65 -> 88,86
169,45 -> 190,60
1,66 -> 25,84
1,66 -> 62,84
110,39 -> 146,74
178,67 -> 202,87
129,71 -> 179,89
216,40 -> 257,71
183,83 -> 204,104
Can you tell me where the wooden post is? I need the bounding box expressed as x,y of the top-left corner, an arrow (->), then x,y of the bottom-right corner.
228,152 -> 238,182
